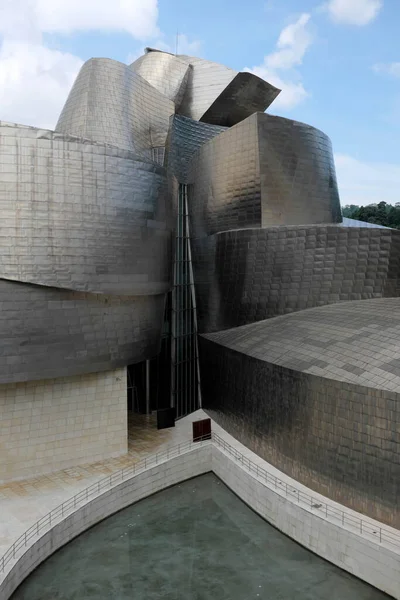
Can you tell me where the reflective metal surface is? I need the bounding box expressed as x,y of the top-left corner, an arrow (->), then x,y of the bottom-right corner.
200,297 -> 400,528
56,58 -> 174,157
165,114 -> 227,183
192,225 -> 400,332
0,122 -> 171,296
177,55 -> 280,125
133,49 -> 280,126
130,50 -> 190,107
0,279 -> 164,384
186,112 -> 342,239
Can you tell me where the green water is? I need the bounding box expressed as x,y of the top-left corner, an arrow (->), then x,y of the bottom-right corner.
11,473 -> 390,599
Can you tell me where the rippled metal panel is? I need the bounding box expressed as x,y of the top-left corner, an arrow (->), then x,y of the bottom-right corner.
165,114 -> 227,183
200,297 -> 400,527
130,49 -> 190,107
0,122 -> 172,296
192,225 -> 400,332
176,55 -> 280,125
0,279 -> 165,383
187,113 -> 341,239
56,58 -> 174,156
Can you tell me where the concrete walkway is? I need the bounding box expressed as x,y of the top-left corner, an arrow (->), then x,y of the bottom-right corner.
0,410 -> 204,559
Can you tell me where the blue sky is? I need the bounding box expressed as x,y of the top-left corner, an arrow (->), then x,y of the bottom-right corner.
0,0 -> 399,206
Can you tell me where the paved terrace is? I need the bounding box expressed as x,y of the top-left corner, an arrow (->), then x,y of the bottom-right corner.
0,411 -> 198,558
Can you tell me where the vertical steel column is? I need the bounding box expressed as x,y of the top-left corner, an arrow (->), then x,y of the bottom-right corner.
170,183 -> 201,417
145,359 -> 151,414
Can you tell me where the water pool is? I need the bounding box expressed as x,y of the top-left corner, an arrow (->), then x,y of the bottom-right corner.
11,473 -> 390,599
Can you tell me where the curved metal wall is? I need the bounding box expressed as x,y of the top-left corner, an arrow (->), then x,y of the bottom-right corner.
257,114 -> 342,226
192,225 -> 400,333
200,297 -> 400,527
0,279 -> 165,384
186,113 -> 342,239
165,114 -> 227,183
176,55 -> 280,125
56,58 -> 174,156
0,123 -> 172,296
130,50 -> 190,107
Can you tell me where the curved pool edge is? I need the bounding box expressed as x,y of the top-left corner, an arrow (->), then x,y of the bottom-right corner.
1,423 -> 399,600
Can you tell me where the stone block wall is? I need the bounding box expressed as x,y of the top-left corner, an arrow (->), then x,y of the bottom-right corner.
0,368 -> 127,483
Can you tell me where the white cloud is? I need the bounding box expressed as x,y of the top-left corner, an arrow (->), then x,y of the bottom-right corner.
0,40 -> 83,129
325,0 -> 383,26
335,154 -> 400,206
0,0 -> 161,128
373,62 -> 400,78
0,0 -> 159,40
245,13 -> 313,111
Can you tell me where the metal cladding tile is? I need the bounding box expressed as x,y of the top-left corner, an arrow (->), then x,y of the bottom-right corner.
200,72 -> 280,126
257,113 -> 342,226
175,54 -> 280,125
130,49 -> 191,107
165,114 -> 227,184
0,279 -> 165,383
199,298 -> 400,526
185,113 -> 341,239
191,225 -> 400,333
56,58 -> 174,158
0,122 -> 172,296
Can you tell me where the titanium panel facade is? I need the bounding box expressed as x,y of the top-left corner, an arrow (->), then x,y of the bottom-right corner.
258,114 -> 342,226
175,54 -> 280,125
165,114 -> 227,183
130,49 -> 190,107
199,72 -> 280,127
187,113 -> 342,239
192,225 -> 400,332
0,123 -> 172,296
200,297 -> 400,527
56,58 -> 174,156
0,279 -> 165,384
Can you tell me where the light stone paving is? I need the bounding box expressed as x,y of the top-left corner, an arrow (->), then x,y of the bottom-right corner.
0,411 -> 198,559
1,409 -> 399,599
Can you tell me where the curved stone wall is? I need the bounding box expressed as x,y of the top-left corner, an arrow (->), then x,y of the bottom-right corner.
0,122 -> 171,296
200,298 -> 400,527
56,58 -> 174,156
187,113 -> 342,239
192,225 -> 400,333
0,279 -> 165,383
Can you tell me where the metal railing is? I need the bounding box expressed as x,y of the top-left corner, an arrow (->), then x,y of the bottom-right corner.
212,432 -> 400,553
0,437 -> 211,575
1,431 -> 399,576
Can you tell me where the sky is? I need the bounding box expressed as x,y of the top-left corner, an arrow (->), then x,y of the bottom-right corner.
0,0 -> 399,207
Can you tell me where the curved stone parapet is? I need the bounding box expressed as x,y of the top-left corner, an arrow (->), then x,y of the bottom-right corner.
200,297 -> 400,527
56,58 -> 174,156
130,49 -> 190,107
0,279 -> 165,384
192,225 -> 400,333
187,113 -> 342,239
0,122 -> 172,296
176,55 -> 280,125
